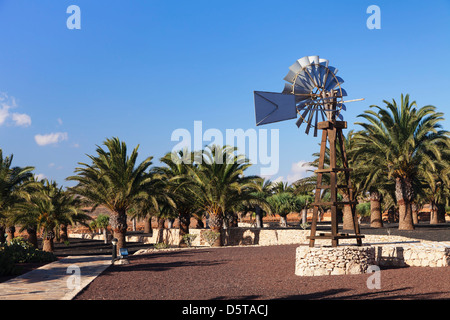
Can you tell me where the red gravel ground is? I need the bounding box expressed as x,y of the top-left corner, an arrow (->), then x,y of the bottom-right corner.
75,244 -> 450,300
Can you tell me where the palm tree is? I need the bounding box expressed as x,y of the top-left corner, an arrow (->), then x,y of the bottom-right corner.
13,179 -> 89,252
266,192 -> 296,227
187,145 -> 266,246
67,137 -> 155,252
353,94 -> 450,230
420,158 -> 450,224
251,179 -> 274,228
157,150 -> 200,247
0,150 -> 35,243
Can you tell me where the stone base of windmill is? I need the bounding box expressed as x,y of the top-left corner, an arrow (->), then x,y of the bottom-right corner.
295,245 -> 376,276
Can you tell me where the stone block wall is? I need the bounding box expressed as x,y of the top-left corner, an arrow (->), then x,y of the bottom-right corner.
295,246 -> 376,276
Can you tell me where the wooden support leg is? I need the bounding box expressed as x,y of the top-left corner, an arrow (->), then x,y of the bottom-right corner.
309,206 -> 319,247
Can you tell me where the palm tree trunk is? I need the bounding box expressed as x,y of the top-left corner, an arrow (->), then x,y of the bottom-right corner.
430,201 -> 439,224
208,208 -> 223,247
59,224 -> 68,243
437,203 -> 446,223
0,224 -> 5,243
6,226 -> 15,243
144,216 -> 153,234
411,202 -> 419,225
396,177 -> 414,230
279,215 -> 287,228
26,227 -> 38,248
110,210 -> 128,254
156,217 -> 165,244
342,205 -> 354,230
255,206 -> 263,228
178,210 -> 190,247
370,191 -> 383,228
42,230 -> 55,252
342,193 -> 354,230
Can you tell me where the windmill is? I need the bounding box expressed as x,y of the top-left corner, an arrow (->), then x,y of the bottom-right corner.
254,55 -> 364,247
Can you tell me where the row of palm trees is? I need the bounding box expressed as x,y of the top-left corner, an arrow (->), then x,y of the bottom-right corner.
0,94 -> 449,253
300,94 -> 449,230
67,142 -> 279,249
0,151 -> 90,252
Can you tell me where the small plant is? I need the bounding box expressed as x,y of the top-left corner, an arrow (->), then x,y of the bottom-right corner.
299,222 -> 310,230
202,230 -> 220,247
154,242 -> 170,249
182,234 -> 197,247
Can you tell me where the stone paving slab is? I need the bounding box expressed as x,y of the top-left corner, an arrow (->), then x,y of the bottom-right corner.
0,255 -> 111,300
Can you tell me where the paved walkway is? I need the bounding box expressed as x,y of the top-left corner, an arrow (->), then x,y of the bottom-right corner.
0,255 -> 111,300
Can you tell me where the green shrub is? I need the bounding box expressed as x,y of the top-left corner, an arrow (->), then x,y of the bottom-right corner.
0,248 -> 19,276
356,202 -> 371,217
1,237 -> 57,265
154,242 -> 169,249
182,234 -> 197,247
202,230 -> 220,246
299,222 -> 310,230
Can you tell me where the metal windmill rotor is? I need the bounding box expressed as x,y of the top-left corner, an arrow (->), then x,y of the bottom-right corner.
254,55 -> 362,137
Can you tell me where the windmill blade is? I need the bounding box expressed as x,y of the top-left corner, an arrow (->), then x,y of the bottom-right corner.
283,70 -> 297,84
301,67 -> 319,89
320,65 -> 335,89
339,88 -> 348,97
319,58 -> 329,67
308,55 -> 319,65
282,82 -> 293,94
325,76 -> 345,91
297,56 -> 312,68
313,106 -> 319,137
288,60 -> 302,74
337,112 -> 344,120
317,61 -> 329,87
341,104 -> 347,111
282,83 -> 312,103
328,66 -> 338,75
294,70 -> 315,91
296,98 -> 315,110
304,106 -> 316,135
296,107 -> 312,128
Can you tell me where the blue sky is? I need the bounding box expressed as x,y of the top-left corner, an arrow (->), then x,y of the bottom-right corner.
0,0 -> 449,187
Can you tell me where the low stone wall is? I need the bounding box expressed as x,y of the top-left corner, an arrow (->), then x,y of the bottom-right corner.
295,246 -> 375,276
295,239 -> 450,276
374,242 -> 449,267
70,228 -> 310,247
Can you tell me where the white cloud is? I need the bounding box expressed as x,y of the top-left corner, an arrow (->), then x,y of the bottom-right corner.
0,104 -> 10,125
34,173 -> 46,181
11,113 -> 32,127
286,160 -> 315,183
0,92 -> 31,127
57,118 -> 63,125
34,132 -> 68,146
269,160 -> 316,185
